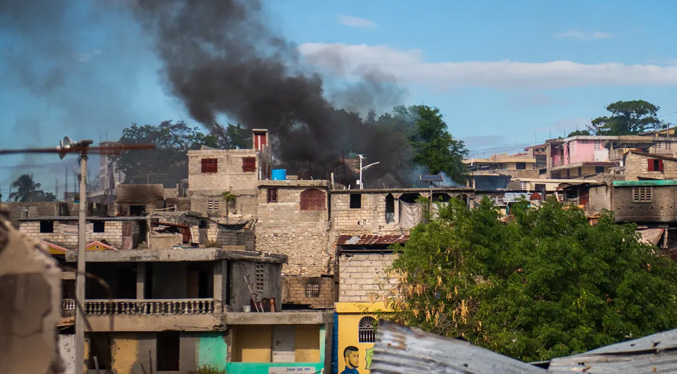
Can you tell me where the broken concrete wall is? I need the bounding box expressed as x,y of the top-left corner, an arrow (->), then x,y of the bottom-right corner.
59,334 -> 76,374
0,213 -> 62,374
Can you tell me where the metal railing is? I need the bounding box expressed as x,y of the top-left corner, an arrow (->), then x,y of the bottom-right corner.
62,298 -> 216,316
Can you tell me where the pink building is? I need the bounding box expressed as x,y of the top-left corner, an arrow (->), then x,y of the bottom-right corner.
546,135 -> 677,179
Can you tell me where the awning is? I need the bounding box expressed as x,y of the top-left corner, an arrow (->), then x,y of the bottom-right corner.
637,228 -> 664,246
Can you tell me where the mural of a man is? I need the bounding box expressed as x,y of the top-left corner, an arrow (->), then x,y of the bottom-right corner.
341,346 -> 360,374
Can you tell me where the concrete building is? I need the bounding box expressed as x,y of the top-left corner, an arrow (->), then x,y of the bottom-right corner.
54,245 -> 332,374
187,129 -> 273,220
623,151 -> 677,181
89,141 -> 126,215
545,135 -> 677,179
464,152 -> 541,181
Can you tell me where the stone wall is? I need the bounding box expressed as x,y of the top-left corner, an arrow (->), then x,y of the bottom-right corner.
331,192 -> 405,235
19,220 -> 126,249
255,183 -> 331,277
338,252 -> 396,303
283,276 -> 335,309
624,152 -> 677,181
188,149 -> 267,193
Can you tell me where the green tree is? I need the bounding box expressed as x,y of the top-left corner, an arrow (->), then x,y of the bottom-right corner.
406,105 -> 468,184
567,129 -> 590,137
589,100 -> 662,135
116,121 -> 214,186
388,197 -> 677,362
10,174 -> 44,202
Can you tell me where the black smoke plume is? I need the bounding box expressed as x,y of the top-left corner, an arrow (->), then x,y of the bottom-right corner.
132,0 -> 412,187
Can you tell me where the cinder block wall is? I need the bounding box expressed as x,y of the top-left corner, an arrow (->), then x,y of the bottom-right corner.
283,276 -> 335,308
20,221 -> 125,249
331,193 -> 403,234
338,252 -> 396,303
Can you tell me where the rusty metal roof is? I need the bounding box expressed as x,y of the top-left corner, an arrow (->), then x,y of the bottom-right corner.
336,234 -> 409,246
371,320 -> 677,374
370,320 -> 545,374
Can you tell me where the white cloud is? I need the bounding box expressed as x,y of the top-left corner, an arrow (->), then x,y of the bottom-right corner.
298,42 -> 677,90
335,14 -> 376,29
554,30 -> 615,40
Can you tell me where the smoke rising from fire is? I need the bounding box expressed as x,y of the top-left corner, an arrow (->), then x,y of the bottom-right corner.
132,0 -> 412,186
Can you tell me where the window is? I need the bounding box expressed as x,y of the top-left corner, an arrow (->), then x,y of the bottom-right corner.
385,194 -> 395,223
255,263 -> 265,294
594,140 -> 601,151
305,283 -> 320,298
648,159 -> 664,172
40,221 -> 54,233
578,167 -> 582,176
201,158 -> 218,173
358,316 -> 376,343
93,221 -> 105,233
242,157 -> 256,172
156,332 -> 180,371
207,200 -> 220,212
350,194 -> 362,209
300,189 -> 326,211
516,162 -> 526,170
595,166 -> 605,174
267,188 -> 278,203
633,186 -> 652,202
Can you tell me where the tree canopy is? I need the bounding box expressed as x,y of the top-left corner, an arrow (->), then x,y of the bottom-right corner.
567,129 -> 590,137
387,197 -> 677,362
116,121 -> 249,186
9,174 -> 55,202
589,100 -> 662,135
405,105 -> 468,184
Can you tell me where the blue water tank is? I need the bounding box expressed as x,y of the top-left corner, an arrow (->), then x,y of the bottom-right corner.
272,169 -> 287,180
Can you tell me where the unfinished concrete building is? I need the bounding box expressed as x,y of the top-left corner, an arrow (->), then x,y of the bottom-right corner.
54,245 -> 332,374
256,180 -> 334,308
187,129 -> 273,221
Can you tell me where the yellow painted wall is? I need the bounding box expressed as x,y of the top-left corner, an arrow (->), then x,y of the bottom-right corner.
111,333 -> 139,374
294,325 -> 320,362
337,303 -> 389,374
232,325 -> 272,362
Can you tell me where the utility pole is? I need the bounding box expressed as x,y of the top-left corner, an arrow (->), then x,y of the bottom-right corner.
75,144 -> 89,374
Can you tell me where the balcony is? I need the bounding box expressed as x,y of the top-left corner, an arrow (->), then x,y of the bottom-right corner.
63,298 -> 216,316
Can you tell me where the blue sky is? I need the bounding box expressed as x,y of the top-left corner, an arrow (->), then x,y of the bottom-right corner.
1,0 -> 676,197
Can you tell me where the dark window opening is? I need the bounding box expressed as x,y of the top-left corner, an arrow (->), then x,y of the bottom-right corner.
93,221 -> 105,233
350,194 -> 362,209
201,158 -> 218,173
399,193 -> 421,203
565,189 -> 578,200
242,157 -> 256,172
578,167 -> 582,176
129,205 -> 145,216
300,189 -> 326,211
40,220 -> 54,233
187,262 -> 214,299
432,193 -> 451,202
88,333 -> 112,370
157,332 -> 180,371
595,166 -> 605,174
516,162 -> 526,170
305,283 -> 320,298
267,188 -> 278,203
648,159 -> 664,172
358,316 -> 377,343
385,194 -> 395,223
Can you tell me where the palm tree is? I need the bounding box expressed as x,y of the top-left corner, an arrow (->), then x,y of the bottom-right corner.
10,174 -> 42,202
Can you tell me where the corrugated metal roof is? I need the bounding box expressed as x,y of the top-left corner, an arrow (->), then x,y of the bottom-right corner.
369,320 -> 545,374
614,180 -> 677,186
549,329 -> 677,373
336,234 -> 409,246
371,320 -> 677,374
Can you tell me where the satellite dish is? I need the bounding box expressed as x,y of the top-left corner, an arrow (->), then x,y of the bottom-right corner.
58,137 -> 75,159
